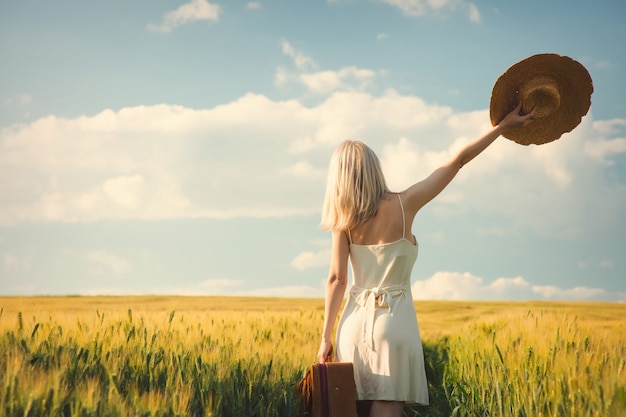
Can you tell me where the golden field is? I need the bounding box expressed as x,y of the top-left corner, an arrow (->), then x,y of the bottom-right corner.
0,296 -> 624,416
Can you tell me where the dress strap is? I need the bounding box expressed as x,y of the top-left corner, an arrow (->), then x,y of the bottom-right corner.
398,194 -> 406,240
347,229 -> 353,245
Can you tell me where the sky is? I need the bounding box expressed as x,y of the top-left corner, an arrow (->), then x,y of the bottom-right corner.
0,0 -> 625,302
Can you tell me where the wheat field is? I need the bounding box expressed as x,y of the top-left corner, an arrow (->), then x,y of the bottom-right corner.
0,296 -> 624,416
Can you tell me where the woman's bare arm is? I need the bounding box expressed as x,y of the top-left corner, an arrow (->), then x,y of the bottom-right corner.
403,102 -> 535,214
317,230 -> 350,363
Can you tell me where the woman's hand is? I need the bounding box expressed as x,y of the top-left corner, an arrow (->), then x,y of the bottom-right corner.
317,340 -> 333,364
498,101 -> 536,130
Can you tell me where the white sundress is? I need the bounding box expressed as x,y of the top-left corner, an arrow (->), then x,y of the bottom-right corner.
336,194 -> 429,405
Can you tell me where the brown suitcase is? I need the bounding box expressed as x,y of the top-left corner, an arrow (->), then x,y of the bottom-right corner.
298,361 -> 358,417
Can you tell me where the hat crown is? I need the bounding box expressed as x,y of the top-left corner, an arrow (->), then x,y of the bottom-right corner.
519,76 -> 560,118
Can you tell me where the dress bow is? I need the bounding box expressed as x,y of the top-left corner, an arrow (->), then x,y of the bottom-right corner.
351,284 -> 407,351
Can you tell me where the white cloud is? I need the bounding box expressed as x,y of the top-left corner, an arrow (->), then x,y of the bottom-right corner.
593,119 -> 626,136
376,33 -> 390,40
281,41 -> 317,71
300,67 -> 378,95
376,0 -> 481,22
72,175 -> 158,214
278,42 -> 381,95
292,249 -> 331,271
412,271 -> 483,300
411,271 -> 619,301
101,175 -> 144,208
585,120 -> 626,166
87,250 -> 132,276
467,3 -> 480,22
280,160 -> 324,178
0,96 -> 319,224
246,2 -> 262,10
274,67 -> 290,87
531,285 -> 606,300
147,0 -> 221,33
584,137 -> 626,164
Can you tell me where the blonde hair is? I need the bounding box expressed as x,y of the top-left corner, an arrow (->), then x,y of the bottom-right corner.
320,140 -> 389,231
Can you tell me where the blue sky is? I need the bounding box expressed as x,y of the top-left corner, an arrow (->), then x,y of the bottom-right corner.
1,0 -> 625,301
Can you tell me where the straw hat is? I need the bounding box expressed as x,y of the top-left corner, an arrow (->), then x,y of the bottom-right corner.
490,53 -> 593,145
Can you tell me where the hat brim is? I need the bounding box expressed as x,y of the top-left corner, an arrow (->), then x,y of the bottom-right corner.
490,54 -> 593,145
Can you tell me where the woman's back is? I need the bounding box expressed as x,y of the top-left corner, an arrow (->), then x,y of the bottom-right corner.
347,193 -> 417,290
347,192 -> 415,246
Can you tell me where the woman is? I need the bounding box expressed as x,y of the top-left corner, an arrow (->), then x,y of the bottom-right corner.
317,102 -> 535,417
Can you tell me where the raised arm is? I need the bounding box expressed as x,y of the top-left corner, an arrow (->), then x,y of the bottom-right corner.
403,102 -> 535,214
